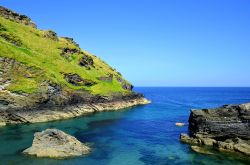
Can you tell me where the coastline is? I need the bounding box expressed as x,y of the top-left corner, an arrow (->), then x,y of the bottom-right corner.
0,96 -> 150,125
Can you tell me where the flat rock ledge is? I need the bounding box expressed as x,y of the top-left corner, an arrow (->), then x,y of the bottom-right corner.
23,129 -> 90,158
0,97 -> 150,124
180,133 -> 250,156
180,102 -> 250,156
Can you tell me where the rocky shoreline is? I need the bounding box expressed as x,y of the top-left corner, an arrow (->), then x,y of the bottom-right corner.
180,103 -> 250,156
0,95 -> 150,125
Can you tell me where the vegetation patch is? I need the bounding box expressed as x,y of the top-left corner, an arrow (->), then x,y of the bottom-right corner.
61,37 -> 79,47
0,31 -> 22,46
0,14 -> 132,96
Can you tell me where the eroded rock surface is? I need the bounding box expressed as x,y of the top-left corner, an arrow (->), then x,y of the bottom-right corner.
23,129 -> 90,158
180,103 -> 250,156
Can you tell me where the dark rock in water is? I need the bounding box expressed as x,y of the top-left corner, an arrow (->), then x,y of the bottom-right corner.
0,6 -> 36,28
23,129 -> 90,158
64,73 -> 96,86
189,103 -> 250,139
180,103 -> 250,156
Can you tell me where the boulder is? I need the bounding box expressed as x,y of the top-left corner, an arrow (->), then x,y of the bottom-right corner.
23,129 -> 90,158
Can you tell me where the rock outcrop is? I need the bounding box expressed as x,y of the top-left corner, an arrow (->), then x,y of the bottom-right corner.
0,93 -> 150,124
0,6 -> 36,28
23,129 -> 90,158
180,103 -> 250,156
64,73 -> 96,86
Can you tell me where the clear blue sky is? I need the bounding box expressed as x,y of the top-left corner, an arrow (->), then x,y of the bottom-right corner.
1,0 -> 250,87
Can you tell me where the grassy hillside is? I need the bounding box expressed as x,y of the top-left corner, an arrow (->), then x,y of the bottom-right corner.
0,10 -> 132,96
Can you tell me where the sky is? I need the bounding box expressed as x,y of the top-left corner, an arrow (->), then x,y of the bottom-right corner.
1,0 -> 250,87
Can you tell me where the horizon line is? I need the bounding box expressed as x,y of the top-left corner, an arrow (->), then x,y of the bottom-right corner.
134,86 -> 250,88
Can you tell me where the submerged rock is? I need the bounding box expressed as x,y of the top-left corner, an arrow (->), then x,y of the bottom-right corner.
0,122 -> 6,127
180,103 -> 250,156
23,129 -> 90,158
191,146 -> 214,155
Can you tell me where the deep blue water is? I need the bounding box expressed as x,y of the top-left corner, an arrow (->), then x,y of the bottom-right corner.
0,87 -> 250,165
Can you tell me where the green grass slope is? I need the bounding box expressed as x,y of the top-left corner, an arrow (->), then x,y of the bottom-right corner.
0,10 -> 132,96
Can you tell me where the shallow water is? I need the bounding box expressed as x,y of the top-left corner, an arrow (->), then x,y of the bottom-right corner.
0,87 -> 250,165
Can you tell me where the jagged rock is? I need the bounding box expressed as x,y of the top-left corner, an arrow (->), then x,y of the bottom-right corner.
60,47 -> 81,60
64,73 -> 96,86
116,77 -> 133,90
43,30 -> 58,41
79,55 -> 94,68
180,133 -> 200,144
189,103 -> 250,139
180,102 -> 250,156
23,129 -> 90,158
0,6 -> 36,28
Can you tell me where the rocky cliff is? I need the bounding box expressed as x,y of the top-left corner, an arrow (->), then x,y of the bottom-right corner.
180,103 -> 250,156
0,6 -> 150,125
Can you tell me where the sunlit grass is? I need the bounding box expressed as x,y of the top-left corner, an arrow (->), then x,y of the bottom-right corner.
0,17 -> 130,95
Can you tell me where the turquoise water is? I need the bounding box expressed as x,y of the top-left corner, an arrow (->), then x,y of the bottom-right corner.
0,87 -> 250,165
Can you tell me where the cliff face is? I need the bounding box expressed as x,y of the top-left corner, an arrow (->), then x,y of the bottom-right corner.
180,103 -> 250,156
189,103 -> 250,140
0,6 -> 149,124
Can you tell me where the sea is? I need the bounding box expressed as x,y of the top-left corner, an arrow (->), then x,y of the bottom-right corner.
0,87 -> 250,165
